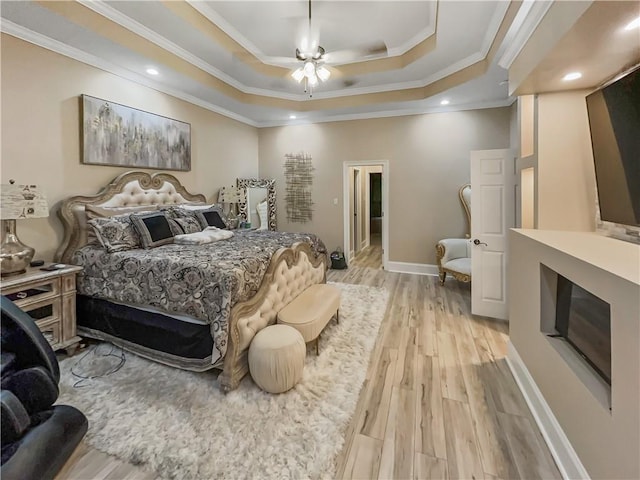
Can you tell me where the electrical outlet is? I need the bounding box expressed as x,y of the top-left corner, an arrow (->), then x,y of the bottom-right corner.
333,198 -> 338,205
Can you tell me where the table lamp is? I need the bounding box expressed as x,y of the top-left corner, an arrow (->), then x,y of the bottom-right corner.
1,181 -> 49,276
218,185 -> 244,229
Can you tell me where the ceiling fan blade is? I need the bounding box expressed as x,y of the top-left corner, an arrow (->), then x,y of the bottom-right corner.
323,41 -> 388,65
269,56 -> 304,67
342,78 -> 359,88
232,51 -> 301,69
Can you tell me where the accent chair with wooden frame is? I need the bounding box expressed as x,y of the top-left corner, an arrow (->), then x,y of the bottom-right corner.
436,184 -> 471,284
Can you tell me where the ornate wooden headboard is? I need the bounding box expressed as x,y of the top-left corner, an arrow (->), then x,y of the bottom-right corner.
55,171 -> 206,263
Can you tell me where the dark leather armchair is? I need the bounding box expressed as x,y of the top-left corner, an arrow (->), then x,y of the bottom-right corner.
1,296 -> 88,480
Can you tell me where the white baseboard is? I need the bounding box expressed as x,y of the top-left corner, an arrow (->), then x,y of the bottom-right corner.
506,342 -> 590,480
386,261 -> 439,276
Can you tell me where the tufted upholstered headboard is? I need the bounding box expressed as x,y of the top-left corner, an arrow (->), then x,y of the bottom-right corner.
55,171 -> 206,263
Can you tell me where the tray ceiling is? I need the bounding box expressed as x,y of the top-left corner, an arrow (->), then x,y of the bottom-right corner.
1,0 -> 583,126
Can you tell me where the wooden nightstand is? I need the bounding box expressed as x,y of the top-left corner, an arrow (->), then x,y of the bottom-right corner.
1,263 -> 83,353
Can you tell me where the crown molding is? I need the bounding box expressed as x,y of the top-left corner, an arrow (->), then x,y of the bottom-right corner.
186,0 -> 267,65
307,51 -> 485,100
77,1 -> 254,94
71,0 -> 497,103
189,0 -> 438,65
480,0 -> 512,58
256,97 -> 515,128
76,0 -> 310,102
2,19 -> 515,129
497,0 -> 555,69
386,1 -> 438,57
0,20 -> 258,127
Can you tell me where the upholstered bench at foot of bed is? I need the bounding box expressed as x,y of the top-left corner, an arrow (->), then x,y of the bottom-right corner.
248,325 -> 306,393
276,284 -> 341,355
218,243 -> 327,392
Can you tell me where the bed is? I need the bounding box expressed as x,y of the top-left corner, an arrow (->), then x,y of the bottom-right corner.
55,171 -> 327,391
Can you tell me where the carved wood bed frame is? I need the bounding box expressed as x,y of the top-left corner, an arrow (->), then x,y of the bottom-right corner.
55,171 -> 327,391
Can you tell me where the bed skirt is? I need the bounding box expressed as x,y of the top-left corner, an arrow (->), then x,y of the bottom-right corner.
76,295 -> 216,371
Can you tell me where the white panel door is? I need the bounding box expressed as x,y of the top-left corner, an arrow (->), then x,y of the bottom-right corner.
470,149 -> 514,320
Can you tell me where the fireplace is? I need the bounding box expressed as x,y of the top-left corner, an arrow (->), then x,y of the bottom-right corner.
553,273 -> 611,385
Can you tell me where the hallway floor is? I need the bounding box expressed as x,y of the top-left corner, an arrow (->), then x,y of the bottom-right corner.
351,233 -> 383,270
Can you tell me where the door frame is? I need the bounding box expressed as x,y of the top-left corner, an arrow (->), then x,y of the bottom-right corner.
343,160 -> 389,270
352,167 -> 361,256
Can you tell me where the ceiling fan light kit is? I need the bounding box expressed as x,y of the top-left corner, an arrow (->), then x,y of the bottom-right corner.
291,47 -> 331,96
316,66 -> 330,81
289,0 -> 387,97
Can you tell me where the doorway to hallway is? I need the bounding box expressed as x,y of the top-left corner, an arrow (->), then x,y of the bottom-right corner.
343,161 -> 388,270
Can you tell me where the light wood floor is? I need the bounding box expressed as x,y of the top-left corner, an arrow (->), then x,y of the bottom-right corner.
57,265 -> 561,480
331,267 -> 561,480
352,234 -> 383,270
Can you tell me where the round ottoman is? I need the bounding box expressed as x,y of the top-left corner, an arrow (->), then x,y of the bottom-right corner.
248,325 -> 306,393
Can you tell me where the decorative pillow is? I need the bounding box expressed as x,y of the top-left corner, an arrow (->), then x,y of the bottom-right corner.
162,206 -> 205,233
179,203 -> 217,211
195,207 -> 228,230
130,212 -> 181,248
174,216 -> 202,234
85,204 -> 159,244
88,215 -> 141,253
162,206 -> 197,219
256,201 -> 268,231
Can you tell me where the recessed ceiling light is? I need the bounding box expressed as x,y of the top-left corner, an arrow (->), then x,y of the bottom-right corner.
624,16 -> 640,30
146,68 -> 159,75
440,99 -> 450,105
289,115 -> 297,119
562,72 -> 582,81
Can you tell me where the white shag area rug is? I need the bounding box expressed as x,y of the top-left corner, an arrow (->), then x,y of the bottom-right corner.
58,282 -> 388,480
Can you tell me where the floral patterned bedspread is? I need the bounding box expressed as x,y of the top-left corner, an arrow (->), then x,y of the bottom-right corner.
72,230 -> 327,364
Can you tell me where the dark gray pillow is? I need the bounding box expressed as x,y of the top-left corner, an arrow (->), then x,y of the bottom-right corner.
130,212 -> 181,248
195,207 -> 228,230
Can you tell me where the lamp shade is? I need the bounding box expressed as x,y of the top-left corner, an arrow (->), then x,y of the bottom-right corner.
291,68 -> 305,83
218,186 -> 244,204
1,184 -> 49,220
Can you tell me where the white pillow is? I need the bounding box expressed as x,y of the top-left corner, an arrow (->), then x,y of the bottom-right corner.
256,201 -> 268,231
180,203 -> 216,211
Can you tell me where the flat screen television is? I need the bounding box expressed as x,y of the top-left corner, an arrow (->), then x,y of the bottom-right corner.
555,274 -> 611,385
586,65 -> 640,227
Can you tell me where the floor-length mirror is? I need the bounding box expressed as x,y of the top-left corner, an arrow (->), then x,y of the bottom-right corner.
236,178 -> 276,231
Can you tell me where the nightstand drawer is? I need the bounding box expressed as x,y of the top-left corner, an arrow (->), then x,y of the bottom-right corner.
21,297 -> 61,325
3,278 -> 60,308
37,319 -> 62,348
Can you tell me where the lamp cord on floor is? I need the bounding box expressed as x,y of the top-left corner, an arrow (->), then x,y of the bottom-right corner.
70,343 -> 126,388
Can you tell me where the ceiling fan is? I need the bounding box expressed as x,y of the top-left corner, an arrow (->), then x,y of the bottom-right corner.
290,0 -> 388,96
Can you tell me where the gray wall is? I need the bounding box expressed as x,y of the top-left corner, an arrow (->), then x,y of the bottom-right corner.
258,108 -> 511,264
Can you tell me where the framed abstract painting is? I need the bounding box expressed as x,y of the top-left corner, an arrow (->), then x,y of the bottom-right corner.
81,94 -> 191,171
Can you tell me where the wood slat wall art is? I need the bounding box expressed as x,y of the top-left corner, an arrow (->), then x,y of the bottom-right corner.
284,152 -> 314,223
